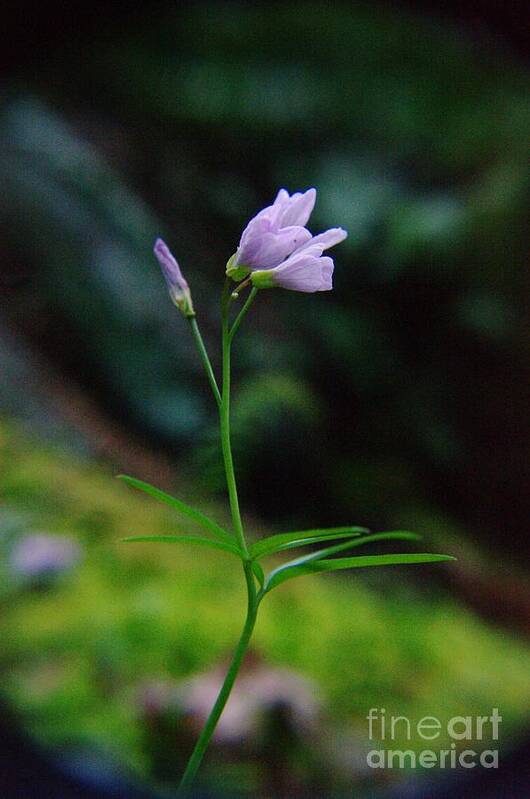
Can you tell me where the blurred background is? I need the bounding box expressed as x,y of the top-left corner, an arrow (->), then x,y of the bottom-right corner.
0,1 -> 529,797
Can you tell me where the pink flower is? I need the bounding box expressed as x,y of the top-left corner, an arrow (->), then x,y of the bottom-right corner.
227,189 -> 347,292
154,238 -> 194,316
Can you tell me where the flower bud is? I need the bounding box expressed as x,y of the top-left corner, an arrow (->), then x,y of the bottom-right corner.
154,238 -> 194,317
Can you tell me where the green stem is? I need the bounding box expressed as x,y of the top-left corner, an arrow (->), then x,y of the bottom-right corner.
219,286 -> 249,558
229,287 -> 258,343
177,563 -> 258,795
178,280 -> 259,794
188,316 -> 222,409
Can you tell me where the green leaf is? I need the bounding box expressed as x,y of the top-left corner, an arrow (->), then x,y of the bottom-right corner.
121,535 -> 241,556
263,531 -> 421,589
251,561 -> 265,588
264,552 -> 456,592
251,526 -> 369,559
117,475 -> 233,543
299,530 -> 423,564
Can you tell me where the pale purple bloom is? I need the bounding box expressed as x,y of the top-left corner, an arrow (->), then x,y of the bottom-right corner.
154,238 -> 194,316
10,533 -> 82,580
251,227 -> 347,292
227,188 -> 316,279
227,188 -> 347,292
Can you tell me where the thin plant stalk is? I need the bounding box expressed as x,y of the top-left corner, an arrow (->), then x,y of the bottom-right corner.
176,564 -> 258,794
229,287 -> 258,342
177,284 -> 258,794
187,316 -> 222,408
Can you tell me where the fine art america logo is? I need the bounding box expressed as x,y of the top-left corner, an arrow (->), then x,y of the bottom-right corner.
366,708 -> 502,769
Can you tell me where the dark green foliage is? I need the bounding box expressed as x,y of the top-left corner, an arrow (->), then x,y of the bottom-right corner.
2,3 -> 527,551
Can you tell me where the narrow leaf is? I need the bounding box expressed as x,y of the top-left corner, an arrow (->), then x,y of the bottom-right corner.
265,531 -> 422,587
251,526 -> 369,559
122,535 -> 241,556
117,475 -> 233,543
265,553 -> 456,592
293,531 -> 423,565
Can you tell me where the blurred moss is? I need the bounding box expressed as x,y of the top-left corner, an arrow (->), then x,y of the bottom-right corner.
1,421 -> 529,792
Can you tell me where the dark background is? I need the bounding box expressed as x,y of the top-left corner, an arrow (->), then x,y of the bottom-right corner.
0,2 -> 529,797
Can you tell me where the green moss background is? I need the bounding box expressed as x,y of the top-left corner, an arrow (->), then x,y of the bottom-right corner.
1,422 -> 528,794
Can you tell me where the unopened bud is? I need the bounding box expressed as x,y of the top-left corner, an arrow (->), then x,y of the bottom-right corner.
153,238 -> 194,317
